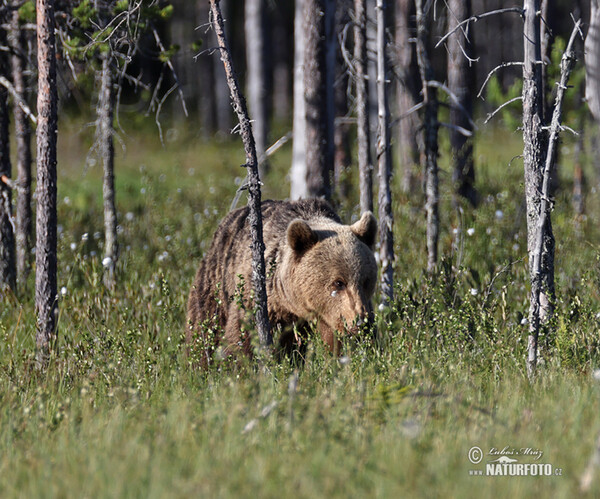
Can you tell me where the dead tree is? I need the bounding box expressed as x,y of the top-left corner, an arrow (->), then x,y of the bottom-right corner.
97,49 -> 118,288
447,0 -> 477,206
9,5 -> 32,288
36,0 -> 59,367
209,0 -> 272,349
354,0 -> 373,213
245,0 -> 269,175
395,0 -> 421,194
376,0 -> 393,306
525,15 -> 580,379
0,6 -> 15,294
586,0 -> 600,122
333,0 -> 352,200
290,0 -> 307,199
304,0 -> 335,201
415,0 -> 439,274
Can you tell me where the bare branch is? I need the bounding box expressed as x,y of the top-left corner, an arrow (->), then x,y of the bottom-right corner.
427,80 -> 476,130
152,27 -> 188,118
0,174 -> 15,189
435,7 -> 524,48
439,121 -> 473,137
478,61 -> 524,99
484,96 -> 523,124
0,75 -> 36,124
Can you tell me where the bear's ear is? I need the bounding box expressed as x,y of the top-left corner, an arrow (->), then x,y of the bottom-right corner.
287,219 -> 318,253
350,211 -> 377,249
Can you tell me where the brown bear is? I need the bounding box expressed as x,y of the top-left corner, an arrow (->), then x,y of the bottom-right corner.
186,199 -> 377,364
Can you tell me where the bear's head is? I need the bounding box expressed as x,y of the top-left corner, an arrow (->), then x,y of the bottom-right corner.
282,211 -> 378,352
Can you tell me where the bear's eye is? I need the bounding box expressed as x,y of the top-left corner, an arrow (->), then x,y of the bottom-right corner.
332,279 -> 346,291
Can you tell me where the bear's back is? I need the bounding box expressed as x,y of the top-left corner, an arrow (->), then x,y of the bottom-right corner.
187,198 -> 341,338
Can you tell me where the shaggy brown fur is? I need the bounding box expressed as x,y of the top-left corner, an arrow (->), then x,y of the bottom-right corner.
186,199 -> 377,363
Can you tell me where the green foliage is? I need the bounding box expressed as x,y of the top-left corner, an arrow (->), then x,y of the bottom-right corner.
72,0 -> 98,29
2,123 -> 600,495
158,44 -> 180,63
17,0 -> 35,23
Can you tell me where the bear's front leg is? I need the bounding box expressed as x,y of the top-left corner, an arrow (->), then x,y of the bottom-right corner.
222,301 -> 253,359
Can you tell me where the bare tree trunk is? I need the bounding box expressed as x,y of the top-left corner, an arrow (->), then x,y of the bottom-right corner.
97,51 -> 118,288
291,0 -> 307,199
212,0 -> 232,136
572,121 -> 585,216
416,0 -> 439,274
523,0 -> 549,378
586,0 -> 600,122
35,0 -> 59,367
333,0 -> 352,200
447,0 -> 477,207
272,6 -> 291,123
377,0 -> 393,306
354,0 -> 373,213
0,7 -> 15,295
209,0 -> 272,349
9,7 -> 32,288
304,0 -> 335,201
245,0 -> 269,174
395,0 -> 421,194
197,1 -> 217,138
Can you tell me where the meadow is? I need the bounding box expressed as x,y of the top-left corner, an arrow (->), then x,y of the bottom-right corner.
1,119 -> 600,497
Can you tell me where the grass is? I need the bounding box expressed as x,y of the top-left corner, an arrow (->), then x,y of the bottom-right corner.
2,118 -> 600,497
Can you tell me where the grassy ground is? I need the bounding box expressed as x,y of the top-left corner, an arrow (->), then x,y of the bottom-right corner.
2,119 -> 600,497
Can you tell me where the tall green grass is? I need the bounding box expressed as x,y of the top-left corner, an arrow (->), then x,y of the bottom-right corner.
1,121 -> 600,497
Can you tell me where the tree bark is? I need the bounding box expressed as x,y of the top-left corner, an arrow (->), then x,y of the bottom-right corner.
0,6 -> 15,295
9,6 -> 32,289
447,0 -> 477,206
97,50 -> 118,288
395,0 -> 421,194
290,0 -> 307,199
35,0 -> 59,367
376,0 -> 393,306
209,0 -> 272,349
586,0 -> 600,122
354,0 -> 373,213
416,0 -> 439,274
333,0 -> 352,200
212,0 -> 232,136
304,0 -> 335,201
245,0 -> 269,174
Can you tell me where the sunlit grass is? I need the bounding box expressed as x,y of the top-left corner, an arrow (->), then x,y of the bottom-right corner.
1,118 -> 600,496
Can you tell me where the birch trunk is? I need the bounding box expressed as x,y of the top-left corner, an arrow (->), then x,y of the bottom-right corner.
354,0 -> 373,213
209,0 -> 272,349
35,0 -> 59,367
290,0 -> 307,199
98,51 -> 118,288
376,0 -> 393,306
416,0 -> 439,274
9,7 -> 32,288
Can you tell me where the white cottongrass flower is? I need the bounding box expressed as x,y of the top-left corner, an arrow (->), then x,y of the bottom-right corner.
467,227 -> 475,236
60,286 -> 67,296
102,256 -> 113,268
470,288 -> 478,296
495,210 -> 504,220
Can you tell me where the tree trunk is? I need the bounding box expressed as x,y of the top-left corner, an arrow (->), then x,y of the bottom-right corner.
522,0 -> 554,378
447,0 -> 477,206
9,7 -> 32,289
35,0 -> 59,367
376,0 -> 394,306
212,0 -> 232,136
586,0 -> 600,122
354,0 -> 373,213
395,0 -> 421,194
209,0 -> 272,349
272,6 -> 291,123
290,0 -> 307,199
0,6 -> 15,295
416,0 -> 439,274
304,0 -> 335,201
98,51 -> 118,288
245,0 -> 269,173
333,0 -> 352,200
197,1 -> 217,138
